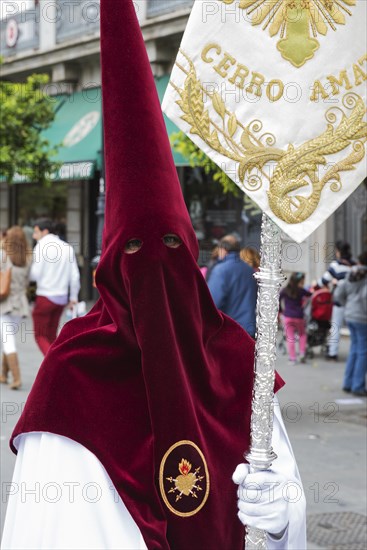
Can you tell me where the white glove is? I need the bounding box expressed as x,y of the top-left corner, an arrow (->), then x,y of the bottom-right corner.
232,463 -> 290,537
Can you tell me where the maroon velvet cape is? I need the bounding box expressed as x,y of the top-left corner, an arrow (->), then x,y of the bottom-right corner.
11,1 -> 284,548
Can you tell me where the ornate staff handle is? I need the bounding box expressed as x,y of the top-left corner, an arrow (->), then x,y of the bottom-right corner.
245,214 -> 285,549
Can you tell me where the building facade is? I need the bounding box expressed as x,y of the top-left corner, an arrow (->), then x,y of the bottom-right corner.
1,0 -> 366,298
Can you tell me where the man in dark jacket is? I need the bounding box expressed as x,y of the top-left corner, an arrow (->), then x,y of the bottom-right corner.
207,235 -> 257,337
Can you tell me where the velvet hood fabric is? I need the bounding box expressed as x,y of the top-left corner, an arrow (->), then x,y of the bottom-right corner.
11,1 -> 283,548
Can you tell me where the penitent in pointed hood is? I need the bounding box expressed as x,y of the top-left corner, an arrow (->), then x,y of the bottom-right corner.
11,1 -> 283,548
100,0 -> 198,257
96,0 -> 199,331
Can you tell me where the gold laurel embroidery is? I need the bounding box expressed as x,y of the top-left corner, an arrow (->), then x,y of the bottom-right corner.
221,0 -> 356,67
173,71 -> 273,189
172,53 -> 367,224
268,94 -> 366,223
172,51 -> 284,192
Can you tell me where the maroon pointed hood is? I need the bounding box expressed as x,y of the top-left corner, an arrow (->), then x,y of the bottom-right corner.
100,0 -> 198,257
11,2 -> 284,548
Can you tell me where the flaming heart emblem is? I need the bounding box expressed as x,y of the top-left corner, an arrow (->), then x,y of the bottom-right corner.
166,458 -> 204,502
159,440 -> 210,517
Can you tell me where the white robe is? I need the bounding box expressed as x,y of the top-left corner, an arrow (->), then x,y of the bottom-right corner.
1,399 -> 306,549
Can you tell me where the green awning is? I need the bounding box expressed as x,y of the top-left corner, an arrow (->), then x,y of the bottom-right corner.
43,88 -> 103,181
48,80 -> 187,176
7,79 -> 186,184
4,90 -> 102,183
155,75 -> 188,167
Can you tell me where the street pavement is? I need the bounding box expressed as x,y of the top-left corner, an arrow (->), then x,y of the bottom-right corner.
1,310 -> 366,549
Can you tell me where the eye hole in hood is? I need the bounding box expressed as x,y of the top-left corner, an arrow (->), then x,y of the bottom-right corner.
124,239 -> 143,254
162,234 -> 182,249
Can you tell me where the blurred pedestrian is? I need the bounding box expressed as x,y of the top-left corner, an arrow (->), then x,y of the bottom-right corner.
0,229 -> 7,248
334,251 -> 367,396
30,218 -> 80,356
280,272 -> 311,364
205,245 -> 219,282
207,235 -> 257,337
0,226 -> 32,389
240,246 -> 260,271
318,240 -> 355,360
199,264 -> 208,278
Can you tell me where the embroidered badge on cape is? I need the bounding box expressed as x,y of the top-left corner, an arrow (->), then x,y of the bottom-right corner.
159,440 -> 210,517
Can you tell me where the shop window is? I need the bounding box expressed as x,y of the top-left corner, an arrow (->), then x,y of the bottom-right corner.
182,167 -> 261,267
16,182 -> 67,225
15,182 -> 68,242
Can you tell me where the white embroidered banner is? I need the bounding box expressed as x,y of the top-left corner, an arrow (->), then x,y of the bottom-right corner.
162,0 -> 367,243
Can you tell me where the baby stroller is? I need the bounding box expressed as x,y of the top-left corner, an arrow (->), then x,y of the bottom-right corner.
305,287 -> 333,358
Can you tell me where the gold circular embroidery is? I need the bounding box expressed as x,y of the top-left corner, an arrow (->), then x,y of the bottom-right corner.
159,440 -> 210,518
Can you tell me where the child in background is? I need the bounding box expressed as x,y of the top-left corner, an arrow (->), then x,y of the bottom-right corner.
280,272 -> 311,364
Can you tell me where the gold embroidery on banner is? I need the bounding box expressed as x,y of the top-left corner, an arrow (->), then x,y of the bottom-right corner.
268,94 -> 366,223
221,0 -> 356,67
172,53 -> 367,224
173,51 -> 284,193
